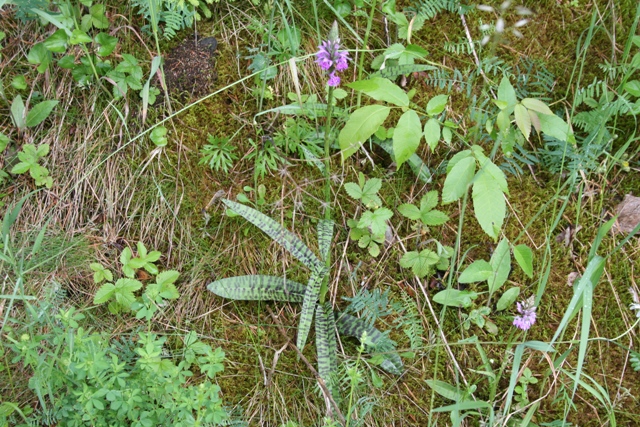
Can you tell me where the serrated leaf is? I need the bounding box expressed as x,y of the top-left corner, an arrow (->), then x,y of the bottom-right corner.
496,286 -> 520,311
432,289 -> 477,308
488,238 -> 511,295
347,77 -> 409,107
472,168 -> 505,240
426,94 -> 448,115
459,260 -> 493,283
358,208 -> 393,237
398,203 -> 421,220
25,100 -> 58,128
297,266 -> 328,350
11,162 -> 30,175
514,103 -> 531,140
393,109 -> 422,167
156,270 -> 179,286
513,244 -> 533,278
208,275 -> 306,301
521,98 -> 553,115
361,178 -> 382,208
344,182 -> 362,200
421,210 -> 449,226
400,250 -> 440,278
442,157 -> 476,204
94,283 -> 115,304
340,105 -> 391,160
222,199 -> 322,271
423,118 -> 441,150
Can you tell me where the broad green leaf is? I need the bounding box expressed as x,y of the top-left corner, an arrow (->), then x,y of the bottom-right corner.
222,199 -> 322,271
446,149 -> 472,172
497,76 -> 517,108
442,157 -> 476,204
458,260 -> 492,283
476,157 -> 508,193
488,238 -> 511,295
442,126 -> 452,144
69,29 -> 92,45
400,250 -> 439,278
423,118 -> 440,150
340,105 -> 391,160
155,270 -> 180,286
496,286 -> 520,311
513,244 -> 533,278
347,77 -> 409,107
95,32 -> 118,56
425,380 -> 465,402
297,266 -> 328,349
393,109 -> 422,167
89,3 -> 109,29
94,283 -> 115,304
472,168 -> 505,240
433,400 -> 492,413
521,98 -> 553,115
432,289 -> 477,308
58,55 -> 75,69
335,312 -> 403,375
43,29 -> 68,53
207,275 -> 305,302
420,191 -> 439,212
25,100 -> 58,128
150,126 -> 167,147
317,220 -> 334,262
496,109 -> 511,133
0,133 -> 8,152
27,43 -> 52,73
11,162 -> 30,175
10,95 -> 25,129
514,103 -> 531,140
426,94 -> 448,115
539,114 -> 571,142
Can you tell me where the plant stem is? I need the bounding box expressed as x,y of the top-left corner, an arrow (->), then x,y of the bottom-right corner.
323,85 -> 335,221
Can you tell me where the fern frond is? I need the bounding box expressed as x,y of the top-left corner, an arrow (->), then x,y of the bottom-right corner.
207,275 -> 305,302
297,266 -> 328,350
399,291 -> 424,350
631,351 -> 640,372
222,199 -> 323,271
414,0 -> 462,19
369,64 -> 437,80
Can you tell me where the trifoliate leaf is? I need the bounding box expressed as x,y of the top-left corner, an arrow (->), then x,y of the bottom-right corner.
400,249 -> 440,278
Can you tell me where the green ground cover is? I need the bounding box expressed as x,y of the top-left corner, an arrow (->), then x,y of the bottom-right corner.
0,0 -> 639,426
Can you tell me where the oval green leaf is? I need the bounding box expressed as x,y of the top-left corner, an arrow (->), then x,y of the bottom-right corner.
393,109 -> 422,167
340,105 -> 391,160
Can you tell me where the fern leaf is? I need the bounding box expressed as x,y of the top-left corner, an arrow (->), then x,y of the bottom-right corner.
297,266 -> 328,349
335,312 -> 404,375
317,219 -> 334,262
223,199 -> 323,271
315,302 -> 339,398
207,275 -> 305,302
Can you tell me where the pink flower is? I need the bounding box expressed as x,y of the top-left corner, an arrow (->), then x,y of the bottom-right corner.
513,300 -> 537,331
316,38 -> 349,86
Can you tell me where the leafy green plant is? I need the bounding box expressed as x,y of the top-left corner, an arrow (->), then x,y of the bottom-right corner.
208,199 -> 403,411
132,0 -> 217,40
339,77 -> 452,167
344,174 -> 393,257
9,95 -> 58,131
441,145 -> 509,240
199,134 -> 238,173
10,144 -> 53,188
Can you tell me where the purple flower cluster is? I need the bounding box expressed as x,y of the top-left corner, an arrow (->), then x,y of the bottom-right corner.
316,39 -> 349,87
513,300 -> 537,331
